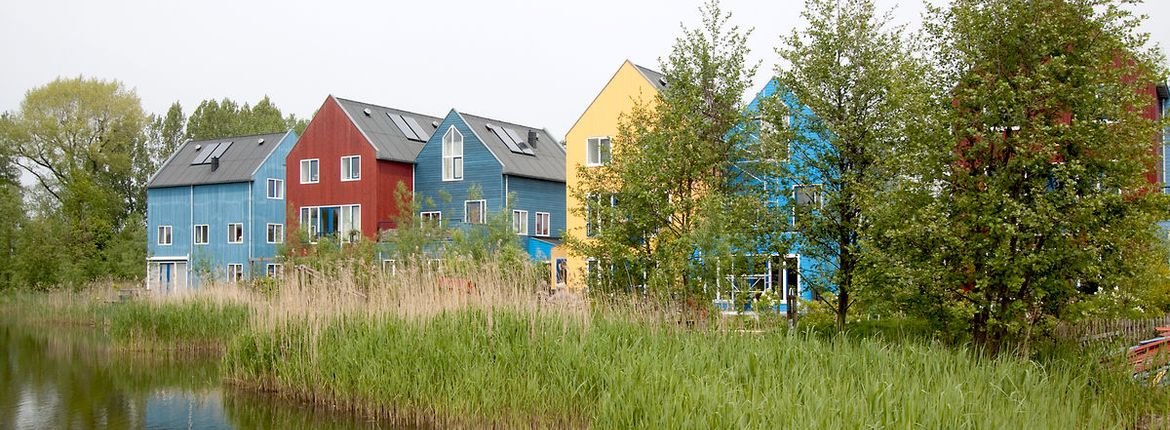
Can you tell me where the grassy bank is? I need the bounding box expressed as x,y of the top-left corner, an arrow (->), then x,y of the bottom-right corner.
223,308 -> 1165,429
0,288 -> 251,351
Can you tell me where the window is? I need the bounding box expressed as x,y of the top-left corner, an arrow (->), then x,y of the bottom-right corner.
300,205 -> 360,243
266,263 -> 283,278
341,205 -> 361,242
465,200 -> 486,224
382,259 -> 397,276
266,178 -> 284,199
227,223 -> 244,244
341,155 -> 360,181
300,159 -> 319,184
421,211 -> 442,225
585,194 -> 615,237
442,126 -> 464,181
586,137 -> 612,166
193,224 -> 209,245
512,210 -> 528,235
227,264 -> 244,282
535,212 -> 550,237
157,225 -> 172,246
267,223 -> 284,244
586,258 -> 599,287
793,184 -> 823,226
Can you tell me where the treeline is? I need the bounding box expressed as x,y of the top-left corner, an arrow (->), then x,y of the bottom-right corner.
0,79 -> 309,290
571,0 -> 1170,353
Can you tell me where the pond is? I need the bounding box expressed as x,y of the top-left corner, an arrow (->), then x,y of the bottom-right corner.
0,322 -> 394,429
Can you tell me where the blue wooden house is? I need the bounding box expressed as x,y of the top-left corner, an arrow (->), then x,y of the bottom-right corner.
713,80 -> 825,313
146,131 -> 298,292
413,109 -> 565,262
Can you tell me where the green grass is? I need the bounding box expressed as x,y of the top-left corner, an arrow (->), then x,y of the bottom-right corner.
223,309 -> 1167,429
104,298 -> 250,345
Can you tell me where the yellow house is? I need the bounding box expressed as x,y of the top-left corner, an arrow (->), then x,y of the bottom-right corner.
550,60 -> 666,290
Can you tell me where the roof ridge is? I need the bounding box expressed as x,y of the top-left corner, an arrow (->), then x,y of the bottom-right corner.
332,96 -> 440,120
186,131 -> 289,144
457,111 -> 547,133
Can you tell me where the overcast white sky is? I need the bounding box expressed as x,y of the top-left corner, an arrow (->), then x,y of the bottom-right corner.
1,0 -> 1167,140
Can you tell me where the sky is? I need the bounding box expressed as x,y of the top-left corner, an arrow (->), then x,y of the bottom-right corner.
1,0 -> 1168,141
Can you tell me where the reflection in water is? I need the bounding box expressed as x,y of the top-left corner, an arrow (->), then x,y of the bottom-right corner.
0,322 -> 400,430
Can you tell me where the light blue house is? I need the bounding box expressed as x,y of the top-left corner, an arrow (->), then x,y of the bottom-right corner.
413,109 -> 565,262
146,131 -> 298,292
713,80 -> 826,313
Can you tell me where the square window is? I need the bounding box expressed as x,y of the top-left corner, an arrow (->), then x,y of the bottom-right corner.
193,224 -> 209,245
382,259 -> 397,276
266,263 -> 283,278
227,264 -> 244,282
227,223 -> 244,244
157,225 -> 172,246
267,178 -> 284,199
512,210 -> 528,235
535,212 -> 550,237
420,211 -> 442,225
341,155 -> 360,181
267,223 -> 284,244
300,159 -> 319,184
586,137 -> 612,166
465,200 -> 486,225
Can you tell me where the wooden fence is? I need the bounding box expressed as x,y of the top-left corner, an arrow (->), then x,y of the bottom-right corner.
1053,314 -> 1170,345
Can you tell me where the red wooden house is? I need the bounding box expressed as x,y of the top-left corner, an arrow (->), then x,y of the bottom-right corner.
286,96 -> 442,241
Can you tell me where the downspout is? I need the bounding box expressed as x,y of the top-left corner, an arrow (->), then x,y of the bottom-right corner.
189,185 -> 193,288
248,180 -> 254,278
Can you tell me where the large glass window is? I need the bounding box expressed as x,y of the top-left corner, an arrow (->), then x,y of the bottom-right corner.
341,155 -> 360,181
300,205 -> 361,242
300,159 -> 319,184
442,126 -> 464,181
586,137 -> 611,166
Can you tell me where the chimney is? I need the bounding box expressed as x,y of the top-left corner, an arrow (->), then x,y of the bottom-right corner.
211,156 -> 220,171
527,130 -> 538,148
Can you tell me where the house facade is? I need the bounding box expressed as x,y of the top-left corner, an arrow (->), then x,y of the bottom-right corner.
146,131 -> 298,292
286,96 -> 442,241
556,60 -> 666,290
413,109 -> 566,265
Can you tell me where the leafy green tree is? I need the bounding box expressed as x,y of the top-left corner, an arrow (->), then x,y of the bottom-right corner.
185,96 -> 299,141
912,0 -> 1169,354
0,77 -> 148,286
766,0 -> 931,329
0,133 -> 22,290
568,0 -> 771,298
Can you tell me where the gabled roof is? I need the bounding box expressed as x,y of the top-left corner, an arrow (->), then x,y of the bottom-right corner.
148,131 -> 292,188
456,111 -> 565,182
333,97 -> 444,163
632,62 -> 668,91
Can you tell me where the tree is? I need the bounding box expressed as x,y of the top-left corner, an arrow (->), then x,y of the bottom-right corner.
567,0 -> 769,298
185,96 -> 299,141
0,77 -> 149,286
767,0 -> 931,329
916,0 -> 1168,354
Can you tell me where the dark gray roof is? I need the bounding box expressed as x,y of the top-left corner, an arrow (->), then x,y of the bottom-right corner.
148,131 -> 292,188
633,63 -> 668,91
458,111 -> 565,182
334,97 -> 444,163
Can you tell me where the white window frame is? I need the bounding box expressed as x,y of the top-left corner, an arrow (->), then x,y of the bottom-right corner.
227,263 -> 244,282
193,224 -> 209,245
266,263 -> 283,278
382,259 -> 398,276
792,184 -> 824,227
535,212 -> 550,237
420,211 -> 442,224
340,155 -> 361,181
299,204 -> 361,243
512,210 -> 529,235
266,223 -> 284,244
442,126 -> 464,181
586,137 -> 612,167
464,200 -> 486,225
300,159 -> 319,184
266,178 -> 284,199
157,225 -> 172,246
227,223 -> 244,244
